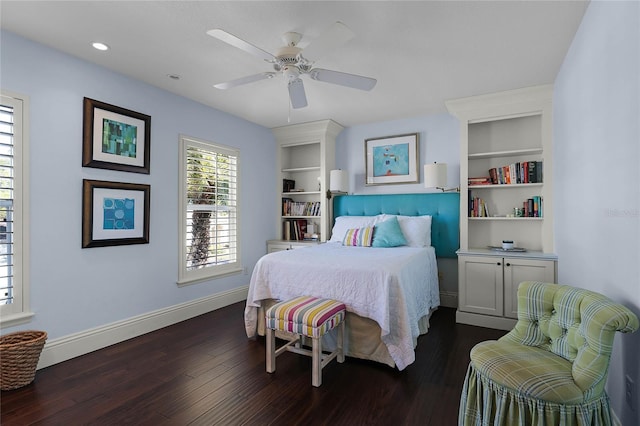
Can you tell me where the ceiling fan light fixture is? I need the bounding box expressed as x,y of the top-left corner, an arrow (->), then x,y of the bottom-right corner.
281,32 -> 302,47
283,66 -> 300,81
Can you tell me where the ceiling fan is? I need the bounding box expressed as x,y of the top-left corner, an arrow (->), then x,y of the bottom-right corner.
207,22 -> 377,109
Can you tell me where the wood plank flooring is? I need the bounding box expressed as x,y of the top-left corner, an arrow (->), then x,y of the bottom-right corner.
0,302 -> 506,425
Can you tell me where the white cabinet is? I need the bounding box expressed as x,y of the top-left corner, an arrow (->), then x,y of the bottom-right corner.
272,120 -> 343,244
447,86 -> 558,330
457,252 -> 556,330
267,240 -> 320,253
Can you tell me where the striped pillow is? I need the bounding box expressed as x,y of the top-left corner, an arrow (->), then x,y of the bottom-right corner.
342,226 -> 374,247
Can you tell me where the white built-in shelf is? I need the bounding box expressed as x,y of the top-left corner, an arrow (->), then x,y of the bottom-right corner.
282,215 -> 321,219
468,217 -> 544,221
458,248 -> 558,260
468,183 -> 543,189
448,85 -> 556,331
282,191 -> 322,196
468,148 -> 543,159
282,166 -> 321,173
274,120 -> 343,244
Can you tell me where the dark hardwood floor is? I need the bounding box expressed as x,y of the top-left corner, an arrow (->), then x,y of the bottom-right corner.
1,302 -> 506,425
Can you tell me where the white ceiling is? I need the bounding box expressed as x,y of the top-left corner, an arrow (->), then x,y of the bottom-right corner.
0,1 -> 589,129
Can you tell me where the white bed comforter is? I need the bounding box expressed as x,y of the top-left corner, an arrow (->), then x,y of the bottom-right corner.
244,242 -> 440,370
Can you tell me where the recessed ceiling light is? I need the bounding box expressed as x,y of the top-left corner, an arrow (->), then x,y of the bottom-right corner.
92,42 -> 109,51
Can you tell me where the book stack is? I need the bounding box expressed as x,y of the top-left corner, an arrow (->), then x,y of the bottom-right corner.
468,176 -> 492,186
523,196 -> 543,217
469,193 -> 490,217
282,199 -> 321,216
489,161 -> 543,184
282,219 -> 308,240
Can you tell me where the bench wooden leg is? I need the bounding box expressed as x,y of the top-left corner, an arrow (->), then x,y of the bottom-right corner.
312,337 -> 321,387
266,328 -> 275,373
337,320 -> 345,363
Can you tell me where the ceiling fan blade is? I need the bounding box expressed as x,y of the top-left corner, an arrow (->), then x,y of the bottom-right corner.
309,68 -> 377,91
214,72 -> 277,90
207,29 -> 275,62
288,78 -> 308,109
301,21 -> 354,61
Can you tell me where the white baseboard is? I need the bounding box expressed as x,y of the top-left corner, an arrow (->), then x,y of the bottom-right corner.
455,310 -> 517,331
439,291 -> 458,308
37,286 -> 249,370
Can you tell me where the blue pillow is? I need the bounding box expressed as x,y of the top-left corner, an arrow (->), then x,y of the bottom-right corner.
372,216 -> 408,247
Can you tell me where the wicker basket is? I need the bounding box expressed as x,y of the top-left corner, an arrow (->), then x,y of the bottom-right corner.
0,330 -> 47,391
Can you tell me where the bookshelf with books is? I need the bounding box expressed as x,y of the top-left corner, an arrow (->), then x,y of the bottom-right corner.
272,120 -> 343,247
447,85 -> 557,330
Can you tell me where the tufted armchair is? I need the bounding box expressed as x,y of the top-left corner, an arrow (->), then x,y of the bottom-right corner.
458,281 -> 639,426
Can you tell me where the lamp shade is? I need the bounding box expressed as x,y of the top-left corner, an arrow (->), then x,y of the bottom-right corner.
329,169 -> 349,193
424,163 -> 447,188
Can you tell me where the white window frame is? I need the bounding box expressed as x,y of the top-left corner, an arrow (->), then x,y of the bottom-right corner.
178,135 -> 241,285
0,91 -> 33,328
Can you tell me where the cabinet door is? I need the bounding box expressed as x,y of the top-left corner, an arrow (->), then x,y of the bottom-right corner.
459,256 -> 504,316
503,258 -> 556,319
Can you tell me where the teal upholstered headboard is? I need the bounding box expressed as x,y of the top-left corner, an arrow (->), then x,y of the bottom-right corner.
333,193 -> 460,258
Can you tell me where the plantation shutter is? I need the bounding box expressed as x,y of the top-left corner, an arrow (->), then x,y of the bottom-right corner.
180,137 -> 240,283
0,103 -> 15,305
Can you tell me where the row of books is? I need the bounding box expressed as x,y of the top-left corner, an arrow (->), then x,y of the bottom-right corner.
283,219 -> 308,241
523,196 -> 543,218
282,199 -> 321,216
468,161 -> 543,186
468,193 -> 543,218
469,195 -> 490,217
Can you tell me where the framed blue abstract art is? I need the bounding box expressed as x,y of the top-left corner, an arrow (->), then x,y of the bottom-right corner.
82,179 -> 150,248
82,97 -> 151,174
365,133 -> 419,185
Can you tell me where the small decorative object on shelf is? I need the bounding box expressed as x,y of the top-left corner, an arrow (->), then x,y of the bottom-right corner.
502,240 -> 514,250
283,179 -> 295,193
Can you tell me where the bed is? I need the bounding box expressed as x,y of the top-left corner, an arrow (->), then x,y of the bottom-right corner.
245,193 -> 460,370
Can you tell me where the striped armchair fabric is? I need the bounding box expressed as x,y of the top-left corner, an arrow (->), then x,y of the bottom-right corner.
459,281 -> 639,426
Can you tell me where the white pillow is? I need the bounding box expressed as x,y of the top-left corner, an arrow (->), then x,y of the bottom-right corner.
329,215 -> 383,242
380,214 -> 432,247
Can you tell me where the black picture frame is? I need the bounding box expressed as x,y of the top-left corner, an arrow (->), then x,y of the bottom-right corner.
82,179 -> 150,248
82,97 -> 151,174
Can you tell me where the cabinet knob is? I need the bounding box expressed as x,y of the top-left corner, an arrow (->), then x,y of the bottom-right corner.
506,263 -> 511,267
496,262 -> 501,266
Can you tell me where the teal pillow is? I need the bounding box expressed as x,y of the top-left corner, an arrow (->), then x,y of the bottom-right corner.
372,216 -> 408,247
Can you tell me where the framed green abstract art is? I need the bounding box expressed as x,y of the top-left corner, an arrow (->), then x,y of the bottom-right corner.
82,97 -> 151,174
82,179 -> 150,248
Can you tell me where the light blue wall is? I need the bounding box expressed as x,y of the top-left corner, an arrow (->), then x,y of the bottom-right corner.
554,1 -> 639,423
0,31 -> 277,339
336,115 -> 460,194
335,114 -> 461,295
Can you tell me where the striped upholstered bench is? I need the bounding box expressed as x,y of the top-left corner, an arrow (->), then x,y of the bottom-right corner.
265,296 -> 346,387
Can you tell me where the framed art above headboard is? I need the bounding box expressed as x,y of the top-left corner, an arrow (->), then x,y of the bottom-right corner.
333,193 -> 460,258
